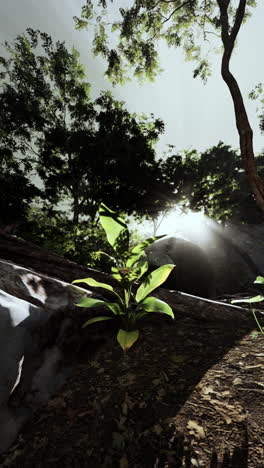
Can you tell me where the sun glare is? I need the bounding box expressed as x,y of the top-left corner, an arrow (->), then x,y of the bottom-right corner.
156,209 -> 214,246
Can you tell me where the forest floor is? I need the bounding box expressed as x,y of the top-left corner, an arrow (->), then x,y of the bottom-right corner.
1,301 -> 264,468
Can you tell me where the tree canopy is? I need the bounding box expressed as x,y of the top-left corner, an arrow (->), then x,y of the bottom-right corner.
75,0 -> 255,83
1,24 -> 263,269
164,141 -> 264,223
0,29 -> 177,226
75,0 -> 264,215
249,83 -> 264,134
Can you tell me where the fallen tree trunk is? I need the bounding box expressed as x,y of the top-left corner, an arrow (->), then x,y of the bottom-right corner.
156,288 -> 255,326
0,230 -> 111,286
0,231 -> 257,326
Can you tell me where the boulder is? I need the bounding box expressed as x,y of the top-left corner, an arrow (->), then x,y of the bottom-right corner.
145,236 -> 216,298
0,290 -> 43,452
224,222 -> 264,273
157,221 -> 264,297
0,258 -> 89,309
0,228 -> 261,297
0,261 -> 96,453
192,223 -> 263,296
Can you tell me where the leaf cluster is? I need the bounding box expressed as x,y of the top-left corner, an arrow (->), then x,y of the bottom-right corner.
73,203 -> 174,351
75,1 -> 256,84
160,141 -> 264,223
0,29 -> 174,227
17,205 -> 113,269
249,82 -> 264,134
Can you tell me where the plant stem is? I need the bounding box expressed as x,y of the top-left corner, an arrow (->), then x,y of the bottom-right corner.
252,308 -> 264,335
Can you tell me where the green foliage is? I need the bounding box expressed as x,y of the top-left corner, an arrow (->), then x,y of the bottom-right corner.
160,142 -> 264,223
249,83 -> 264,133
17,206 -> 112,270
73,203 -> 174,351
75,1 -> 256,85
135,265 -> 176,304
0,170 -> 40,230
0,29 -> 174,227
0,138 -> 40,228
231,276 -> 264,335
75,1 -> 262,221
99,203 -> 129,257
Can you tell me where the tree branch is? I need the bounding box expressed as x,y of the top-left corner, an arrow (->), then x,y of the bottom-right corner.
147,0 -> 193,42
217,0 -> 230,45
13,155 -> 37,165
204,30 -> 221,39
230,0 -> 246,44
148,0 -> 181,12
23,140 -> 40,158
161,0 -> 194,26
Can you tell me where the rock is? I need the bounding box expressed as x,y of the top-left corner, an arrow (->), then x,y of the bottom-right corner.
224,222 -> 264,274
0,290 -> 42,452
158,221 -> 264,297
0,258 -> 89,309
145,236 -> 216,298
195,223 -> 263,296
0,261 -> 98,454
0,290 -> 32,406
0,228 -> 261,297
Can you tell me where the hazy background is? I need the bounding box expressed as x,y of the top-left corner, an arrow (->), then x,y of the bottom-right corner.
1,0 -> 263,160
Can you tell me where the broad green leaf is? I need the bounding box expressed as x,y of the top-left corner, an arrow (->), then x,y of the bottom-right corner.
254,276 -> 264,284
131,260 -> 149,281
126,235 -> 164,267
76,296 -> 123,314
95,251 -> 117,264
136,261 -> 149,279
99,203 -> 129,252
117,328 -> 139,351
114,228 -> 130,256
75,297 -> 106,308
125,267 -> 144,283
135,264 -> 175,303
82,316 -> 114,328
72,277 -> 115,293
105,302 -> 124,315
73,277 -> 123,305
139,296 -> 174,318
232,295 -> 264,304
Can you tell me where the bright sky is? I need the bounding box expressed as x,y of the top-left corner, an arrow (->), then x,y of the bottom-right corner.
1,0 -> 264,161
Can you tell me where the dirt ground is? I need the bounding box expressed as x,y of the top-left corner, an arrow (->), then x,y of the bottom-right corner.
1,302 -> 264,468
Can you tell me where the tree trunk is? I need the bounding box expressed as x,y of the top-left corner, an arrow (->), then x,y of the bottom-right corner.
217,0 -> 264,214
0,230 -> 257,327
73,195 -> 80,225
0,230 -> 109,286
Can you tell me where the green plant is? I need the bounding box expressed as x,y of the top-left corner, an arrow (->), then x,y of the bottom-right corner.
232,276 -> 264,335
1,29 -> 174,226
72,203 -> 175,351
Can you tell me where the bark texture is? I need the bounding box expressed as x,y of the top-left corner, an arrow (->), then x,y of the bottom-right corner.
0,230 -> 256,326
217,0 -> 264,214
0,230 -> 111,287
